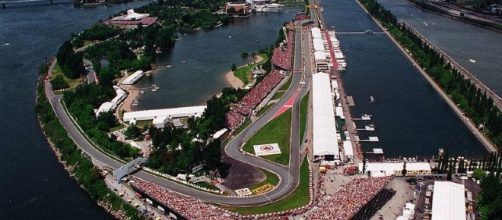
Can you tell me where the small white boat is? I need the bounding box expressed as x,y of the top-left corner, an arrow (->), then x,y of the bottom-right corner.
469,59 -> 476,63
132,99 -> 139,106
166,65 -> 172,68
370,96 -> 374,103
152,84 -> 159,92
228,35 -> 232,39
3,43 -> 10,46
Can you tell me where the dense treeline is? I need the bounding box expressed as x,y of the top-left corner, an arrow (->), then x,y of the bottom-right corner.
147,87 -> 246,175
56,40 -> 85,79
35,63 -> 141,219
63,84 -> 140,160
471,152 -> 502,220
73,23 -> 121,47
359,0 -> 502,149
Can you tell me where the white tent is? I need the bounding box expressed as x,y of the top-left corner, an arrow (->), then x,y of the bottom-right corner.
314,51 -> 327,61
313,38 -> 325,51
358,162 -> 432,177
311,27 -> 322,39
432,181 -> 466,220
95,86 -> 127,117
121,70 -> 145,85
112,9 -> 150,21
343,141 -> 353,160
312,73 -> 339,159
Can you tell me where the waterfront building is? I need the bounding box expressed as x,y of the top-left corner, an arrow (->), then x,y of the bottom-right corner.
431,181 -> 466,220
225,2 -> 252,16
95,86 -> 127,117
123,105 -> 207,126
312,72 -> 340,161
104,9 -> 158,28
121,70 -> 145,85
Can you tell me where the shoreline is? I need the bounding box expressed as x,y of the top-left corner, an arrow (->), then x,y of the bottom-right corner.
355,0 -> 497,153
225,55 -> 265,89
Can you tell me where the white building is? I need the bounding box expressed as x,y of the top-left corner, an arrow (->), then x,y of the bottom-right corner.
112,9 -> 150,21
358,162 -> 432,177
342,140 -> 354,161
123,105 -> 206,124
95,86 -> 127,117
314,51 -> 327,61
432,181 -> 466,220
121,70 -> 145,85
313,38 -> 325,52
312,73 -> 339,161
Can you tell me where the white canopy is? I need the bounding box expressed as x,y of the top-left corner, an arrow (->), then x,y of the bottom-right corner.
314,51 -> 327,61
311,27 -> 322,39
343,141 -> 353,159
358,162 -> 432,176
312,73 -> 339,159
95,86 -> 127,117
313,38 -> 325,51
121,70 -> 144,85
432,181 -> 466,220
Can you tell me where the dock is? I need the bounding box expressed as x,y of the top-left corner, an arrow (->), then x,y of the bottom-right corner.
347,96 -> 355,106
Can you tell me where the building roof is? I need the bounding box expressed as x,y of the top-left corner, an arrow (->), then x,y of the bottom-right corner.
123,105 -> 206,122
343,141 -> 353,158
313,38 -> 325,51
213,128 -> 229,139
95,86 -> 127,117
311,27 -> 322,39
432,181 -> 466,220
358,162 -> 432,176
122,70 -> 144,85
312,73 -> 339,158
314,51 -> 327,61
112,9 -> 150,21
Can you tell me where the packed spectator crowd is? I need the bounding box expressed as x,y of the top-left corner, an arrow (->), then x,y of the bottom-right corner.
130,178 -> 237,220
306,176 -> 393,220
225,70 -> 285,130
271,31 -> 294,71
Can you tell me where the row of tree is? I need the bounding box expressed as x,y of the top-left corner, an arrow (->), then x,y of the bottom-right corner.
36,63 -> 141,219
56,40 -> 85,79
359,0 -> 502,149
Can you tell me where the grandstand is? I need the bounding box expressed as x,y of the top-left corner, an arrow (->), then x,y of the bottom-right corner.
121,70 -> 144,85
432,181 -> 466,220
95,86 -> 127,117
123,105 -> 206,125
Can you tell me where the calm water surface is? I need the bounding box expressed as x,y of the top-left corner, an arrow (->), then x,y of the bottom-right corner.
321,0 -> 486,157
0,2 -> 148,219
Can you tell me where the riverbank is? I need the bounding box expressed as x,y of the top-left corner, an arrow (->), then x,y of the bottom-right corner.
355,0 -> 497,153
225,54 -> 266,89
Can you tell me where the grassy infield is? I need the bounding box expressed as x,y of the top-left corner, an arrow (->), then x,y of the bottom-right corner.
51,63 -> 84,89
231,91 -> 310,215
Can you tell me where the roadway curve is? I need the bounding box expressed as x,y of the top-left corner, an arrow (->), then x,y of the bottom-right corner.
44,22 -> 310,206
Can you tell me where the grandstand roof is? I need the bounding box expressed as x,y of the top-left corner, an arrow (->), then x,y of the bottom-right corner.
95,86 -> 127,117
432,181 -> 466,220
314,51 -> 327,61
311,27 -> 322,39
313,38 -> 325,51
123,106 -> 206,122
312,73 -> 339,158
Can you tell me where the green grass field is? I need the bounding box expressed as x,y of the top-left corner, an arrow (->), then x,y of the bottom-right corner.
250,169 -> 280,191
229,156 -> 310,215
299,92 -> 309,143
243,110 -> 291,166
233,53 -> 269,85
271,75 -> 292,100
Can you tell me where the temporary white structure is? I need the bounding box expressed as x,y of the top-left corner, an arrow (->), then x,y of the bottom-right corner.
358,162 -> 432,177
121,70 -> 145,85
432,181 -> 466,220
311,27 -> 322,39
95,86 -> 127,117
314,51 -> 327,61
124,105 -> 206,123
312,73 -> 339,160
313,38 -> 325,51
342,141 -> 354,160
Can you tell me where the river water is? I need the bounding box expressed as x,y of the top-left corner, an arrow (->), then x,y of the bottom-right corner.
321,0 -> 486,157
377,0 -> 502,97
0,2 -> 148,219
135,10 -> 299,109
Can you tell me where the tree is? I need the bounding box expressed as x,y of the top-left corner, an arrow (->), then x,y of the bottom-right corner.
231,63 -> 237,71
473,168 -> 486,180
401,161 -> 407,176
50,75 -> 69,90
124,125 -> 142,140
241,51 -> 249,59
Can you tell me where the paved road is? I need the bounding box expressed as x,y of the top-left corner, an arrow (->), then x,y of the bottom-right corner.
44,23 -> 309,206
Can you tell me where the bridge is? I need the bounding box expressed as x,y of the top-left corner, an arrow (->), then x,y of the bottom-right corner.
112,157 -> 148,182
0,0 -> 71,8
335,30 -> 385,35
